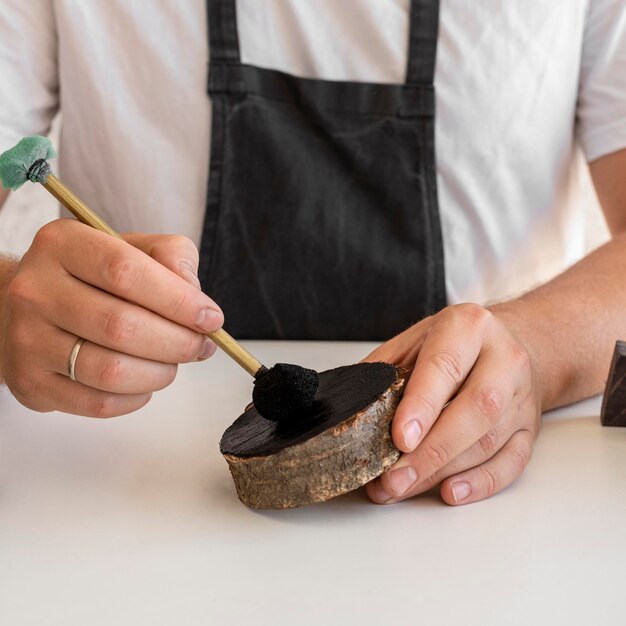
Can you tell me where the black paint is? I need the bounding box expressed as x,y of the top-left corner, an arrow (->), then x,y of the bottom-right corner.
252,363 -> 319,422
221,362 -> 397,458
601,341 -> 626,426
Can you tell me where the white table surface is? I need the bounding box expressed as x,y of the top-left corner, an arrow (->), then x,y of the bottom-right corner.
1,341 -> 625,626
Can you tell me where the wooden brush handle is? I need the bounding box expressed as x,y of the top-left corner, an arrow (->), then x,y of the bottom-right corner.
209,328 -> 263,377
43,174 -> 264,378
44,174 -> 121,239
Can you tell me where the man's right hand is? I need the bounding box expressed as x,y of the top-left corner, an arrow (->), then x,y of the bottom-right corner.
0,219 -> 223,417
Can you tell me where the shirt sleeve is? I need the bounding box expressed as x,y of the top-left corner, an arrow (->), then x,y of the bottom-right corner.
576,0 -> 626,162
0,0 -> 59,153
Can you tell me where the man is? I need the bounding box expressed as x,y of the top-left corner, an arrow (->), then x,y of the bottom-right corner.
1,0 -> 625,507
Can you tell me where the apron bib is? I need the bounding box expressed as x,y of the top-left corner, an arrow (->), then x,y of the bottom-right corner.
200,0 -> 446,340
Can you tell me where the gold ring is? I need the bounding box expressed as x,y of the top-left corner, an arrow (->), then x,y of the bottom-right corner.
68,337 -> 86,382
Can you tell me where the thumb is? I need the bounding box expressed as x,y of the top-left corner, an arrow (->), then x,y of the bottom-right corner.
123,233 -> 201,289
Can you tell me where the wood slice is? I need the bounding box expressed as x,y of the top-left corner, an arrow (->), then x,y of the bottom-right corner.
220,362 -> 405,509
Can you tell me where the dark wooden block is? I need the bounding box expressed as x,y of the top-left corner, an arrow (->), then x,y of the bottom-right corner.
600,341 -> 626,427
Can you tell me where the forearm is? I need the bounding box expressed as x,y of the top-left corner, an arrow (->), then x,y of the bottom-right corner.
0,255 -> 19,384
490,233 -> 626,411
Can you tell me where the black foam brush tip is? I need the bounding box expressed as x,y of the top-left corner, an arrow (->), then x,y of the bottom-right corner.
252,363 -> 320,423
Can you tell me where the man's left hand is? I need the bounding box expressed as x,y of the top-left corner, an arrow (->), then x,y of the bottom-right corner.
364,303 -> 542,506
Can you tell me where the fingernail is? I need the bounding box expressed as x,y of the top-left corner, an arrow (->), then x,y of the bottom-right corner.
196,308 -> 223,332
402,420 -> 422,450
197,338 -> 216,360
387,466 -> 418,496
180,261 -> 201,289
451,481 -> 471,503
371,482 -> 393,504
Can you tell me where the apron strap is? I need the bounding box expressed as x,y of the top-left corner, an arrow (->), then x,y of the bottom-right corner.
207,0 -> 240,63
405,0 -> 440,85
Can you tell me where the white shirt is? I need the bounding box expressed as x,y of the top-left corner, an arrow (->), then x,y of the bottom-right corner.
1,0 -> 625,305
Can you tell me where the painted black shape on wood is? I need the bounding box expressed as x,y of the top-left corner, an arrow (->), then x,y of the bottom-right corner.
601,341 -> 626,427
220,361 -> 397,457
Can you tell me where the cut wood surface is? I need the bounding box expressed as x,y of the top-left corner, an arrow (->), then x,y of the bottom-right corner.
220,362 -> 405,509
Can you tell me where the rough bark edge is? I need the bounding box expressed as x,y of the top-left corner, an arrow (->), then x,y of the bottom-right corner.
223,370 -> 405,509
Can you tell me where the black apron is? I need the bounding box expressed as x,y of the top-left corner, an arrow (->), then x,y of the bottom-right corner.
199,0 -> 446,341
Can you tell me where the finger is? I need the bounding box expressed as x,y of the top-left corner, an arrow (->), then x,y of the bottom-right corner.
123,233 -> 201,288
11,370 -> 152,418
368,424 -> 508,503
409,387 -> 537,497
43,272 -> 214,364
40,327 -> 187,394
365,427 -> 533,505
365,477 -> 401,505
378,348 -> 522,500
440,429 -> 534,505
37,221 -> 222,334
390,304 -> 490,453
74,342 -> 181,394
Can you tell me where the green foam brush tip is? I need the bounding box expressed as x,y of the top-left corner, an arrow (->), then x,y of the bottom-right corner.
0,135 -> 57,190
